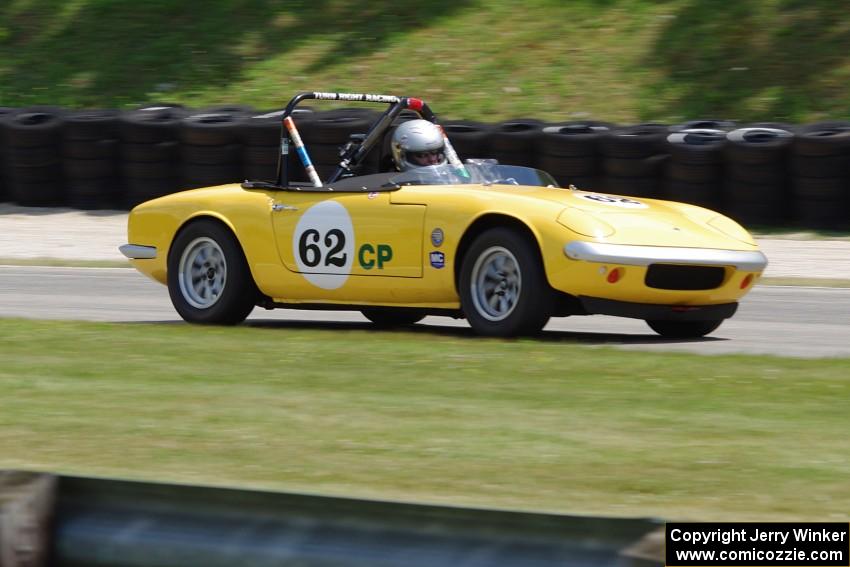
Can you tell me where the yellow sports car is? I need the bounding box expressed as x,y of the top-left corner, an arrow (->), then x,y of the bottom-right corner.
121,92 -> 767,338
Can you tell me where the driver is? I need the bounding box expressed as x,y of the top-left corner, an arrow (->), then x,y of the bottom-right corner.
390,119 -> 447,171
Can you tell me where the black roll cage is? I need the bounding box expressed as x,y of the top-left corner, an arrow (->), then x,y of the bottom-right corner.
244,91 -> 459,190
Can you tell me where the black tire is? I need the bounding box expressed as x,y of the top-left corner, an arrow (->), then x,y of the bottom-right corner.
664,180 -> 721,209
791,154 -> 848,178
725,127 -> 794,164
63,138 -> 119,160
669,119 -> 736,132
121,141 -> 180,162
646,319 -> 723,338
600,124 -> 668,158
64,158 -> 116,179
667,162 -> 723,184
604,154 -> 668,178
243,145 -> 279,166
538,154 -> 599,177
793,122 -> 850,157
180,112 -> 244,146
361,308 -> 426,327
459,227 -> 552,337
167,220 -> 257,324
442,120 -> 493,159
64,109 -> 121,140
3,107 -> 66,148
119,107 -> 186,144
539,122 -> 613,157
182,143 -> 241,165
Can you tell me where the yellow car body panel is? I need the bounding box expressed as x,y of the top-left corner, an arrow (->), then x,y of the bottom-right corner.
126,181 -> 764,312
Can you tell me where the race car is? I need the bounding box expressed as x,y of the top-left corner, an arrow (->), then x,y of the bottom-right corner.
121,91 -> 767,338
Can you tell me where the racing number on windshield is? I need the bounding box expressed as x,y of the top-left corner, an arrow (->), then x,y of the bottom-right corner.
298,228 -> 347,268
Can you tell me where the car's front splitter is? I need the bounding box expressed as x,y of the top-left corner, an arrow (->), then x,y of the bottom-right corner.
578,296 -> 738,321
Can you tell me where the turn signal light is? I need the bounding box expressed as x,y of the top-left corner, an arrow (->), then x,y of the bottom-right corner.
607,268 -> 622,284
740,274 -> 754,289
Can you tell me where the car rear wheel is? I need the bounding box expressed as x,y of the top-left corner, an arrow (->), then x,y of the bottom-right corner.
645,319 -> 723,338
460,227 -> 552,337
361,308 -> 426,327
167,220 -> 256,324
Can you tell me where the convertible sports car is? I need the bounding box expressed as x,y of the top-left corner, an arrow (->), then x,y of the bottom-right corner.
121,91 -> 767,338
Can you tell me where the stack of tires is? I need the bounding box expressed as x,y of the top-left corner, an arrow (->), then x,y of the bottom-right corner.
62,109 -> 122,209
600,124 -> 669,198
1,107 -> 66,206
790,122 -> 850,229
300,109 -> 381,180
441,120 -> 493,163
119,104 -> 186,208
0,107 -> 19,202
180,105 -> 253,189
664,125 -> 732,210
537,121 -> 612,190
488,118 -> 544,167
241,108 -> 315,184
723,125 -> 795,224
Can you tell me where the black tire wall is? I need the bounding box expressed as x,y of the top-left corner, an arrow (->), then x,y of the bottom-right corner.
0,104 -> 847,228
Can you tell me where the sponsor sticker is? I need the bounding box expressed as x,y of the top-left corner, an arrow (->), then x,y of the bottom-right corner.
429,251 -> 445,269
578,193 -> 648,208
430,228 -> 444,247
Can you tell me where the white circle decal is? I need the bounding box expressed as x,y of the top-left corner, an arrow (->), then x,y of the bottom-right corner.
293,201 -> 355,289
578,193 -> 648,208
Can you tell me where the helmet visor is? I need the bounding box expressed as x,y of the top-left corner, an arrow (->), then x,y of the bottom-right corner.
407,149 -> 446,166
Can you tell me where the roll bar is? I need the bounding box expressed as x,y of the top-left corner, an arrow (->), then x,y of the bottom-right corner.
273,91 -> 463,187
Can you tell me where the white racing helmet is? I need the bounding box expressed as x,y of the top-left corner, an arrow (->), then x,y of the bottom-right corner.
390,119 -> 447,171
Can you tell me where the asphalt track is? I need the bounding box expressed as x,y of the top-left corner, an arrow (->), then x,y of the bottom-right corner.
1,265 -> 848,358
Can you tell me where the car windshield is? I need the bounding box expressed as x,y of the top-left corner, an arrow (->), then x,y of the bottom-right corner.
388,163 -> 559,188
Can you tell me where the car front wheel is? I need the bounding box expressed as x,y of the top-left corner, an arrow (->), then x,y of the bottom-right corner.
459,227 -> 552,337
167,220 -> 256,325
645,319 -> 723,338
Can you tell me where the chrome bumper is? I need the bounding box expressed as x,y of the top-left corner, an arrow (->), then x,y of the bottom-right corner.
119,244 -> 157,260
564,241 -> 768,272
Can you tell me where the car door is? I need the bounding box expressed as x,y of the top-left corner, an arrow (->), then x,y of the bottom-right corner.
270,189 -> 425,299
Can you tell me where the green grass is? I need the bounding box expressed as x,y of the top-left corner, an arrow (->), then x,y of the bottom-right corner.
2,318 -> 849,521
2,1 -> 849,123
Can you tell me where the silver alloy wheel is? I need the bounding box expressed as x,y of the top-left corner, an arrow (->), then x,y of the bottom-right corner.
177,237 -> 227,309
469,245 -> 522,322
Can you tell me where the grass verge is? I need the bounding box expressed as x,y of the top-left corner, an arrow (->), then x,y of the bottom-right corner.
2,318 -> 849,521
2,1 -> 850,123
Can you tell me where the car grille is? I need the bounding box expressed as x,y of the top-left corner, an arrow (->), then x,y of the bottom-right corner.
645,264 -> 726,290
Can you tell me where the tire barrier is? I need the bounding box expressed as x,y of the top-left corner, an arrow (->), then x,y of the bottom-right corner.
488,118 -> 545,167
538,121 -> 613,191
664,128 -> 728,210
600,123 -> 669,198
790,122 -> 850,229
0,107 -> 21,202
441,120 -> 493,163
300,108 -> 382,180
63,109 -> 122,209
723,126 -> 795,225
119,104 -> 187,208
0,105 -> 848,228
1,107 -> 66,206
180,106 -> 253,189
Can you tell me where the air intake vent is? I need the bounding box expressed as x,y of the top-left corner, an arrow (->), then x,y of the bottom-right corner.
645,264 -> 725,290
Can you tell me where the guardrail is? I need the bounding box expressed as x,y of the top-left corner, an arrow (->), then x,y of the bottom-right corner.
1,471 -> 664,567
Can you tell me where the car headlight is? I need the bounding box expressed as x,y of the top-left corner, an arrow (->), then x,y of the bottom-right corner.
706,214 -> 756,245
557,208 -> 615,238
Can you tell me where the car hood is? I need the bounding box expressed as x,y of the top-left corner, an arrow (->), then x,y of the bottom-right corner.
462,185 -> 759,250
